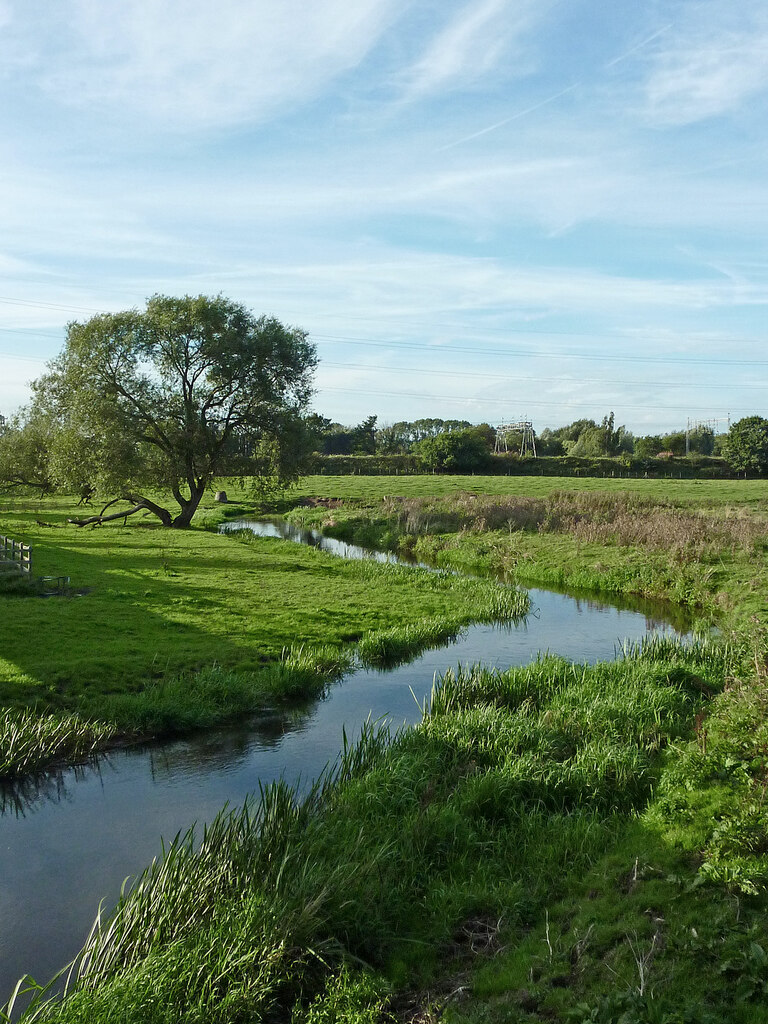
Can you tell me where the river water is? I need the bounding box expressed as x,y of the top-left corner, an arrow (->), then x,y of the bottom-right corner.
0,521 -> 688,1002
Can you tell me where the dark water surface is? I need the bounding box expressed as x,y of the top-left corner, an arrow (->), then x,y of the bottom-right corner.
0,521 -> 688,1001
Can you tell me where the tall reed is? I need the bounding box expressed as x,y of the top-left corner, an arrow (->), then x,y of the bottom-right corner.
0,709 -> 115,779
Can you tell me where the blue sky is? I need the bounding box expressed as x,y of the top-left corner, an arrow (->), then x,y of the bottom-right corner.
1,0 -> 767,434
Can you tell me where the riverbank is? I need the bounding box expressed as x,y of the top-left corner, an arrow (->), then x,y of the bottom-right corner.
283,483 -> 768,622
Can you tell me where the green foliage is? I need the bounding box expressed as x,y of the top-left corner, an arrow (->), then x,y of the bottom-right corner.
0,493 -> 532,770
10,637 -> 748,1024
307,452 -> 735,479
357,618 -> 466,667
723,416 -> 768,473
33,294 -> 317,527
292,966 -> 391,1023
5,478 -> 768,1021
376,418 -> 474,455
0,408 -> 54,494
634,434 -> 664,459
414,428 -> 493,472
309,415 -> 379,456
0,708 -> 116,778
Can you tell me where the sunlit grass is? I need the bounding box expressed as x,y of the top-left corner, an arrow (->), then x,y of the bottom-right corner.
0,708 -> 116,778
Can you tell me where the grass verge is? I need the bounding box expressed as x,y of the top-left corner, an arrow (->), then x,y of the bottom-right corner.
284,486 -> 768,619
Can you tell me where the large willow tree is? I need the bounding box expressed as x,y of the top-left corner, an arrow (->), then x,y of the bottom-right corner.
36,294 -> 317,528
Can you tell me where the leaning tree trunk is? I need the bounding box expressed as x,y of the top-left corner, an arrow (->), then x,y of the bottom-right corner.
171,481 -> 207,529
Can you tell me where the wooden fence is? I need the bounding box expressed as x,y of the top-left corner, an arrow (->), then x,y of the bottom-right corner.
0,535 -> 32,575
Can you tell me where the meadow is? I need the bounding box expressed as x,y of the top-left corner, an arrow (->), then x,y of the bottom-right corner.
289,473 -> 768,506
0,492 -> 526,774
2,475 -> 768,1022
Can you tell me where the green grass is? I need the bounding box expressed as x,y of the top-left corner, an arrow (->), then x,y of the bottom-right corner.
11,635 -> 768,1024
0,495 -> 523,704
287,474 -> 768,507
0,493 -> 528,771
0,708 -> 117,778
283,483 -> 768,621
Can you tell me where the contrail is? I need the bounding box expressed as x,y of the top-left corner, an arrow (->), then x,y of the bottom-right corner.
604,24 -> 672,68
437,82 -> 579,151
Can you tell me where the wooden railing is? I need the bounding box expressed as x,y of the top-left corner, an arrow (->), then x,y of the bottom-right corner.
0,535 -> 32,575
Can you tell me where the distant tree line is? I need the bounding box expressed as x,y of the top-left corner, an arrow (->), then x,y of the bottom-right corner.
300,411 -> 756,473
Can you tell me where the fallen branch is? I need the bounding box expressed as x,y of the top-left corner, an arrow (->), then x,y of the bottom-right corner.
68,502 -> 148,527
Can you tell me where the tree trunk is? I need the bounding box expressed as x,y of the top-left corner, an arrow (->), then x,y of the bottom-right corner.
171,481 -> 206,529
69,502 -> 151,527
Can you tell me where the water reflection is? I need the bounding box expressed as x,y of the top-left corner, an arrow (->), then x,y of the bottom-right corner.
221,518 -> 407,564
0,761 -> 107,818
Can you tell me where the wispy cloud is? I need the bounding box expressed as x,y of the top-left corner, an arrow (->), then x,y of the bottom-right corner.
401,0 -> 547,99
644,2 -> 768,124
0,356 -> 46,410
2,0 -> 401,128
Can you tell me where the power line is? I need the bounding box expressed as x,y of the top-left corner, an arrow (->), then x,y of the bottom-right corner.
319,385 -> 731,416
0,296 -> 105,314
313,333 -> 768,368
0,327 -> 65,340
0,293 -> 767,351
320,360 -> 768,391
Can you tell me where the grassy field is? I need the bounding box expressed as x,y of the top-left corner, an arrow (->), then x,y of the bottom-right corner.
0,492 -> 526,772
3,475 -> 768,1022
288,473 -> 768,507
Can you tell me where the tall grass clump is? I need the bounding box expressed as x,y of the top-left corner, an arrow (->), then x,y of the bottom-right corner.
357,618 -> 465,667
352,562 -> 528,665
95,648 -> 352,738
0,709 -> 115,779
382,491 -> 767,559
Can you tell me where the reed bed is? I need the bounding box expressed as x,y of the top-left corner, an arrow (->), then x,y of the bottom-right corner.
354,564 -> 527,666
7,636 -> 740,1024
0,709 -> 115,779
93,652 -> 351,739
383,492 -> 767,559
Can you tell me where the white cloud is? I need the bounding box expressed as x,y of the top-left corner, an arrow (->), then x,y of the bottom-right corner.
644,2 -> 768,124
4,0 -> 401,128
401,0 -> 545,98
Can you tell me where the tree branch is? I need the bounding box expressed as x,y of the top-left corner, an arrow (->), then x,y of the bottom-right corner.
68,502 -> 149,526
